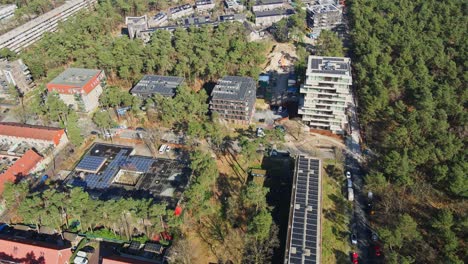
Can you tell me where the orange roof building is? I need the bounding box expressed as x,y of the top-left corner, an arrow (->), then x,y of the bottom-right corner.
0,234 -> 72,264
0,149 -> 43,194
46,68 -> 106,112
0,122 -> 67,146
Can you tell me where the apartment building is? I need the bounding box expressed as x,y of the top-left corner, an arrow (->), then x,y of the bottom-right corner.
0,122 -> 68,148
0,58 -> 34,98
148,12 -> 168,28
169,4 -> 194,19
255,9 -> 294,27
252,0 -> 285,12
196,0 -> 216,11
0,0 -> 97,53
306,3 -> 342,29
224,0 -> 245,11
131,75 -> 184,98
298,56 -> 352,134
0,4 -> 16,22
210,76 -> 256,125
47,68 -> 106,112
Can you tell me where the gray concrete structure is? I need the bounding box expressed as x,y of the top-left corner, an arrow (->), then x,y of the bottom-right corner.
0,0 -> 97,53
169,4 -> 194,19
298,56 -> 352,134
210,76 -> 256,125
254,9 -> 294,27
224,0 -> 245,11
196,0 -> 216,11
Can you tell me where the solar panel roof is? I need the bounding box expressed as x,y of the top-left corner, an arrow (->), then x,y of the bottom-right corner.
286,156 -> 321,264
76,156 -> 107,172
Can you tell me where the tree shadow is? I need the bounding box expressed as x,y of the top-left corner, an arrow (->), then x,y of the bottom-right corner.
334,249 -> 350,264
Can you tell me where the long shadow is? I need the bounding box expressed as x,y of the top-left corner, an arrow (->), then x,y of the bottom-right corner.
335,249 -> 351,264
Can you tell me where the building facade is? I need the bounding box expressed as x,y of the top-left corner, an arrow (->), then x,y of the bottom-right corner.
0,4 -> 16,22
252,0 -> 285,12
196,0 -> 216,11
210,76 -> 256,125
306,4 -> 342,29
131,75 -> 184,98
255,9 -> 294,27
0,0 -> 97,53
224,0 -> 245,11
0,149 -> 43,194
169,4 -> 194,19
0,122 -> 68,148
0,58 -> 34,98
298,56 -> 352,134
47,68 -> 106,112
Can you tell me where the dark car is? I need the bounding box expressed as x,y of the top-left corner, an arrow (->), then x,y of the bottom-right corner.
275,125 -> 286,133
90,131 -> 99,135
81,246 -> 95,253
135,127 -> 146,132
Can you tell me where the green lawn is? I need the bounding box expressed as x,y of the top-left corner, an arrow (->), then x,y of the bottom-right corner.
321,160 -> 352,264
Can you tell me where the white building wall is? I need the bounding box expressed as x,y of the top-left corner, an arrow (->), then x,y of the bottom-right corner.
81,84 -> 103,112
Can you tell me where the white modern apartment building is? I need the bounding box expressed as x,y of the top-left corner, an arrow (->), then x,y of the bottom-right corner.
0,4 -> 16,22
0,0 -> 97,53
298,56 -> 352,134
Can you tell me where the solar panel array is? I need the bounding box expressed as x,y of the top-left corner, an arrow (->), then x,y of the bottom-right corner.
287,155 -> 321,264
82,150 -> 128,189
125,156 -> 154,172
144,242 -> 163,253
76,156 -> 106,172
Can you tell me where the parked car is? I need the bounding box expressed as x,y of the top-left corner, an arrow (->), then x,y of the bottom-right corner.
81,246 -> 95,254
256,127 -> 265,137
351,233 -> 358,245
347,187 -> 354,201
371,232 -> 378,242
166,146 -> 171,152
135,127 -> 145,132
90,131 -> 99,135
159,145 -> 167,154
374,245 -> 382,257
351,252 -> 359,264
73,256 -> 88,264
347,179 -> 353,188
346,171 -> 351,179
275,125 -> 286,133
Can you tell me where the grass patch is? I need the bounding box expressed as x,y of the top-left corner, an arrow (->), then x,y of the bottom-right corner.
321,159 -> 352,264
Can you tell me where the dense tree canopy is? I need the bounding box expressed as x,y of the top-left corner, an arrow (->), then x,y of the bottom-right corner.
350,0 -> 467,262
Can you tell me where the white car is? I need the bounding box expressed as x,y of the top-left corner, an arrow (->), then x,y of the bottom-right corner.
351,233 -> 358,245
346,171 -> 351,179
166,146 -> 171,152
73,256 -> 88,264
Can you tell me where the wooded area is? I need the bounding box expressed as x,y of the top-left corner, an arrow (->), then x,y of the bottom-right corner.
349,0 -> 467,263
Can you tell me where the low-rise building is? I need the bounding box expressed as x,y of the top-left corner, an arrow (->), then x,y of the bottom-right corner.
255,9 -> 294,27
0,58 -> 34,98
224,0 -> 245,11
298,56 -> 352,134
125,15 -> 148,39
148,12 -> 168,28
196,0 -> 216,11
0,0 -> 97,53
131,75 -> 184,98
169,4 -> 194,20
0,4 -> 16,22
252,0 -> 285,12
0,122 -> 68,148
47,68 -> 106,112
0,227 -> 73,264
210,76 -> 256,125
0,149 -> 42,194
306,3 -> 342,29
219,13 -> 246,23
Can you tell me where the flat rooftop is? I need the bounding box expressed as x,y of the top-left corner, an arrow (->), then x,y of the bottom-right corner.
211,76 -> 256,102
66,143 -> 190,205
48,68 -> 101,87
286,156 -> 321,264
130,75 -> 184,97
307,4 -> 340,14
255,0 -> 284,5
307,56 -> 351,76
255,9 -> 295,18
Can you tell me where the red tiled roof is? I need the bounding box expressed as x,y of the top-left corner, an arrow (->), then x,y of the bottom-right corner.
102,255 -> 156,264
0,122 -> 65,146
0,235 -> 72,264
0,149 -> 42,194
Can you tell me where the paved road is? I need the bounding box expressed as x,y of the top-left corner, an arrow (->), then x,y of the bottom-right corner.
345,104 -> 371,263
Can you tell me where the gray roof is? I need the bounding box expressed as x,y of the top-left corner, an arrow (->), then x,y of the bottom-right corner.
131,75 -> 184,97
211,76 -> 256,101
255,0 -> 284,5
48,68 -> 102,87
308,56 -> 351,76
255,9 -> 294,18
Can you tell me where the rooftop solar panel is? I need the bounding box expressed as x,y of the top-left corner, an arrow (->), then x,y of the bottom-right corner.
286,156 -> 321,264
76,156 -> 107,172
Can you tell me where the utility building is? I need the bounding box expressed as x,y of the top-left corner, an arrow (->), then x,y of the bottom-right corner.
210,76 -> 256,125
298,56 -> 352,134
252,0 -> 285,12
47,68 -> 106,113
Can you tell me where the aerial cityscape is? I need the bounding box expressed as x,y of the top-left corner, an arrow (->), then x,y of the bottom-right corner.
0,0 -> 465,264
